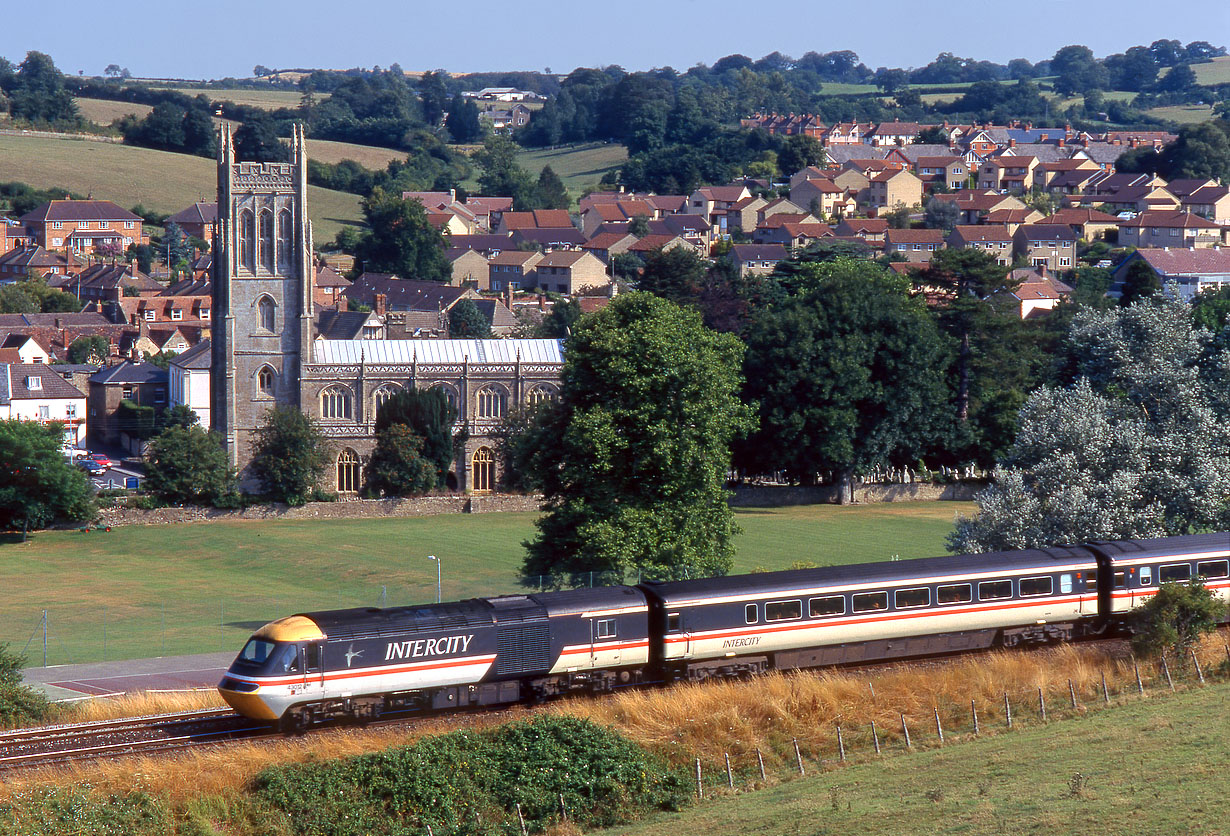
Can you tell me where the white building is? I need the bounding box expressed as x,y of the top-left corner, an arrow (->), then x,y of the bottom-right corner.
0,363 -> 87,446
168,339 -> 211,428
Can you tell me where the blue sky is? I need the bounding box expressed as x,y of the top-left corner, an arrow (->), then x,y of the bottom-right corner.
3,0 -> 1228,80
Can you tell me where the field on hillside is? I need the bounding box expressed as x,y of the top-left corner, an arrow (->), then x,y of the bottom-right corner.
305,138 -> 407,168
511,142 -> 629,196
73,97 -> 152,126
1190,55 -> 1230,85
0,134 -> 363,243
0,501 -> 971,665
158,86 -> 303,109
1147,104 -> 1218,124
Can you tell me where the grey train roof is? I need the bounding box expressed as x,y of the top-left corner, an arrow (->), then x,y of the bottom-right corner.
1085,532 -> 1229,563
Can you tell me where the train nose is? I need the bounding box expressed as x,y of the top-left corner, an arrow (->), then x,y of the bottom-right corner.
217,676 -> 278,720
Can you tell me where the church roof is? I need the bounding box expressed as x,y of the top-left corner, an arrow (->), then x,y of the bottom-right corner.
312,338 -> 564,365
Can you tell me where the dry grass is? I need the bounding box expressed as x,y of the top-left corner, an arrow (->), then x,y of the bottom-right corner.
73,97 -> 153,126
53,689 -> 228,723
305,139 -> 408,169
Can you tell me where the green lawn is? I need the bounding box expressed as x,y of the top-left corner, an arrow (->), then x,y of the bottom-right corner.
157,87 -> 305,110
1146,104 -> 1217,124
510,142 -> 629,198
1,502 -> 970,665
0,133 -> 364,244
600,679 -> 1230,836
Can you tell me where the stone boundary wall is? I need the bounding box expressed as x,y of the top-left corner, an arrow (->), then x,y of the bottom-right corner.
729,481 -> 988,507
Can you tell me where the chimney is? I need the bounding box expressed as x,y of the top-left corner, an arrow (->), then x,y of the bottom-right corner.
538,294 -> 545,311
505,283 -> 513,309
374,292 -> 387,316
1129,138 -> 1140,148
1040,133 -> 1049,143
1057,137 -> 1065,148
1008,138 -> 1016,148
1036,263 -> 1046,278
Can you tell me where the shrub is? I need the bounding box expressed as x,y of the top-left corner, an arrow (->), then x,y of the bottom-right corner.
1129,578 -> 1228,659
0,644 -> 51,727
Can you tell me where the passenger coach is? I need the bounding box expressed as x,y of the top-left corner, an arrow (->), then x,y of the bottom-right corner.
1087,533 -> 1230,618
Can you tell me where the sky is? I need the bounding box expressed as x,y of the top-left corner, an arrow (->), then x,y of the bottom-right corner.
3,0 -> 1229,80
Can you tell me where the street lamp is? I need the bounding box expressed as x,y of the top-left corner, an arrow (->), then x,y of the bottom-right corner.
427,555 -> 441,603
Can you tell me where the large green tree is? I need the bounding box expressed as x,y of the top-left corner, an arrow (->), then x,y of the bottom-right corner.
535,165 -> 570,210
520,292 -> 755,582
738,260 -> 954,499
472,135 -> 536,209
144,425 -> 238,506
249,407 -> 332,504
448,298 -> 492,338
374,387 -> 459,489
352,187 -> 451,281
0,420 -> 95,531
444,94 -> 482,143
9,51 -> 77,124
366,424 -> 440,497
1128,579 -> 1227,659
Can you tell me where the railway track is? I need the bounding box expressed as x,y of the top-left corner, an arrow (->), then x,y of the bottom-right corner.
0,708 -> 272,770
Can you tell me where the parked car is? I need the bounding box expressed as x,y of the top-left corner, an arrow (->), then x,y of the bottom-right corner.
77,459 -> 107,476
87,454 -> 115,469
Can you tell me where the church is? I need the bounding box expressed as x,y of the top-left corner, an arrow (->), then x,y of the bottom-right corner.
210,124 -> 563,493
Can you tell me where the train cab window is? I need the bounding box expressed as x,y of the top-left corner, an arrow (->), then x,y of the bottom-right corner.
1113,571 -> 1127,589
1085,575 -> 1097,592
239,639 -> 275,665
596,618 -> 616,639
809,596 -> 845,617
852,592 -> 889,613
1197,560 -> 1229,579
276,644 -> 300,673
745,604 -> 757,624
304,644 -> 321,672
1059,574 -> 1073,594
1019,576 -> 1053,597
667,614 -> 681,632
937,583 -> 972,605
978,580 -> 1012,601
1160,564 -> 1191,583
894,587 -> 930,609
766,600 -> 802,621
1139,566 -> 1152,586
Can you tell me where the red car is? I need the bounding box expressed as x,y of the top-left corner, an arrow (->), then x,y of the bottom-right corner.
86,454 -> 115,469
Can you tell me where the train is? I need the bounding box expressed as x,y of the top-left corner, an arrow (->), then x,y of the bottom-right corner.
218,532 -> 1230,729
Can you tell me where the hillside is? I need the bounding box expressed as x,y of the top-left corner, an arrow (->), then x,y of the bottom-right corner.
0,133 -> 363,243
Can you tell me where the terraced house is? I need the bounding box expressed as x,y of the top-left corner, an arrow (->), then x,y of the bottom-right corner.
17,200 -> 148,254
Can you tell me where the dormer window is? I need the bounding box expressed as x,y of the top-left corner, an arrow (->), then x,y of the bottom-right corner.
171,309 -> 183,321
26,376 -> 42,390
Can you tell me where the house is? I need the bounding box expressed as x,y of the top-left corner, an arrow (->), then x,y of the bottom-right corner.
0,363 -> 87,447
510,227 -> 587,250
0,311 -> 137,364
168,339 -> 211,428
686,185 -> 751,237
164,203 -> 217,243
1013,225 -> 1078,273
1178,185 -> 1230,225
1001,267 -> 1073,318
447,233 -> 516,256
934,190 -> 1027,225
532,250 -> 609,294
485,103 -> 532,133
0,334 -> 52,364
753,220 -> 833,247
978,156 -> 1038,192
740,113 -> 827,138
1110,248 -> 1230,301
496,209 -> 574,234
1036,208 -> 1120,241
866,169 -> 924,211
70,262 -> 163,305
342,273 -> 476,313
833,217 -> 890,243
487,250 -> 543,292
0,244 -> 82,282
884,228 -> 946,263
823,122 -> 873,146
427,210 -> 474,236
581,232 -> 638,265
469,298 -> 521,336
867,122 -> 922,147
18,200 -> 148,254
1118,211 -> 1227,249
730,244 -> 788,277
317,309 -> 386,340
983,208 -> 1044,235
627,234 -> 702,257
313,265 -> 352,308
913,156 -> 968,191
947,225 -> 1014,265
1038,158 -> 1104,193
87,360 -> 168,447
724,196 -> 769,232
580,199 -> 657,236
446,248 -> 491,290
789,178 -> 855,219
462,197 -> 515,232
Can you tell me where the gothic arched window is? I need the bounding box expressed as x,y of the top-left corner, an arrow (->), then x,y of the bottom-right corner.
472,447 -> 495,492
320,385 -> 352,420
257,366 -> 275,396
430,383 -> 458,412
337,449 -> 360,493
527,385 -> 557,406
239,209 -> 255,272
258,295 -> 276,332
259,209 -> 275,273
277,208 -> 293,273
476,385 -> 508,419
373,384 -> 401,416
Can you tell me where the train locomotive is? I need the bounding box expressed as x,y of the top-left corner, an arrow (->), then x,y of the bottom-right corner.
219,532 -> 1230,727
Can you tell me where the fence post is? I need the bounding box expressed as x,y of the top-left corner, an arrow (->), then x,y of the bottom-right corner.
102,606 -> 107,662
695,757 -> 703,798
900,714 -> 911,749
1037,687 -> 1047,722
933,707 -> 944,744
516,803 -> 528,836
426,824 -> 434,836
1133,658 -> 1144,695
1003,692 -> 1012,729
793,738 -> 805,775
1068,679 -> 1077,709
1101,671 -> 1110,704
836,725 -> 846,761
871,721 -> 881,755
971,699 -> 979,735
1191,648 -> 1205,684
725,752 -> 734,789
559,793 -> 567,821
868,681 -> 876,701
756,748 -> 766,782
1161,656 -> 1175,692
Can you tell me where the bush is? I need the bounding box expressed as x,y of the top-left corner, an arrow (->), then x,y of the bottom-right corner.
254,714 -> 689,836
144,425 -> 239,506
0,788 -> 173,835
1129,578 -> 1228,658
0,644 -> 50,728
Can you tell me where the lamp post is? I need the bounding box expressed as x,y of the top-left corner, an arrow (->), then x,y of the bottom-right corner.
428,555 -> 441,603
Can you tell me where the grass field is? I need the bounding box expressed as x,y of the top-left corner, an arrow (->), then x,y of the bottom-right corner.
598,677 -> 1230,836
73,97 -> 153,126
0,133 -> 364,243
0,501 -> 970,665
511,142 -> 629,197
1146,104 -> 1218,124
156,86 -> 304,110
305,138 -> 408,168
1188,56 -> 1230,86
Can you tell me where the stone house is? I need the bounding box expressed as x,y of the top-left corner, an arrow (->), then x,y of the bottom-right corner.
487,250 -> 543,292
1118,211 -> 1227,249
913,156 -> 968,191
87,360 -> 168,447
533,250 -> 608,294
730,244 -> 788,277
1012,224 -> 1078,273
1110,248 -> 1230,301
866,169 -> 924,210
947,225 -> 1014,266
1036,208 -> 1119,242
446,248 -> 491,290
884,228 -> 946,263
686,185 -> 751,237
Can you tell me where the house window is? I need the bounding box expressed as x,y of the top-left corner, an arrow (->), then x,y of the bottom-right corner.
258,295 -> 276,332
38,406 -> 50,419
99,221 -> 109,229
121,386 -> 135,400
257,366 -> 275,396
171,309 -> 183,321
201,308 -> 210,320
472,447 -> 495,492
52,222 -> 63,229
476,386 -> 507,418
65,404 -> 76,419
144,310 -> 156,321
80,221 -> 91,230
336,449 -> 361,493
124,221 -> 134,229
26,376 -> 42,390
320,385 -> 352,419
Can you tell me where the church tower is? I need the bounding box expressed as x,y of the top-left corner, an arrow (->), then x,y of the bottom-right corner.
211,123 -> 314,482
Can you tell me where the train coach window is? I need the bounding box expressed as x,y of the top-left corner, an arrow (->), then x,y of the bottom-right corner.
894,587 -> 930,609
1113,572 -> 1126,589
1196,560 -> 1229,579
809,596 -> 845,617
978,580 -> 1012,601
745,604 -> 757,624
766,600 -> 802,621
852,592 -> 889,613
1059,574 -> 1073,595
937,583 -> 972,605
1019,576 -> 1053,597
1085,575 -> 1097,592
596,618 -> 616,639
667,614 -> 681,632
1139,567 -> 1152,586
1160,564 -> 1191,583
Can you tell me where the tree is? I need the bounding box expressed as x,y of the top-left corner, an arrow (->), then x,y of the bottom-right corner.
1104,46 -> 1158,92
144,425 -> 238,505
536,297 -> 582,337
473,135 -> 537,210
0,285 -> 37,314
1119,259 -> 1161,306
1051,45 -> 1108,96
1191,286 -> 1230,332
917,125 -> 950,144
627,215 -> 650,238
777,135 -> 825,176
949,298 -> 1230,552
738,260 -> 953,499
352,187 -> 451,281
249,407 -> 331,504
161,404 -> 199,430
1157,122 -> 1230,184
367,424 -> 439,497
10,51 -> 77,124
416,71 -> 449,126
374,387 -> 459,489
448,298 -> 492,338
1155,63 -> 1197,93
444,94 -> 482,143
233,112 -> 287,162
874,68 -> 910,95
923,196 -> 960,232
0,644 -> 50,726
520,292 -> 755,582
0,419 -> 95,531
636,246 -> 708,302
1128,579 -> 1227,659
162,221 -> 192,268
882,206 -> 912,229
534,165 -> 570,210
67,335 -> 109,365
